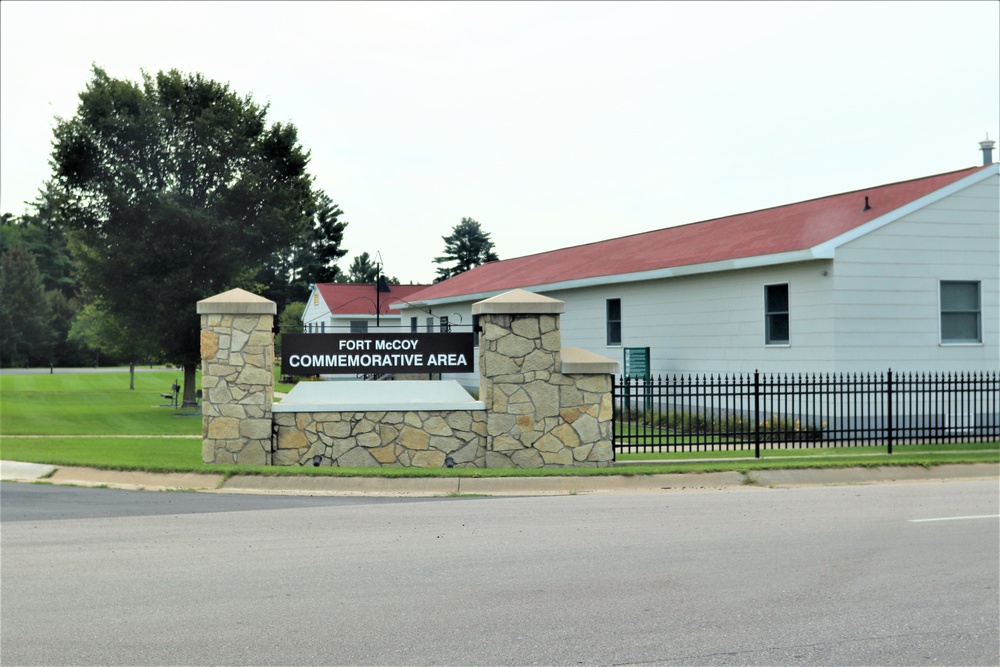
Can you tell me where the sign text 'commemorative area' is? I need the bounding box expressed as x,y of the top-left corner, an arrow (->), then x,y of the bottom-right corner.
281,333 -> 475,375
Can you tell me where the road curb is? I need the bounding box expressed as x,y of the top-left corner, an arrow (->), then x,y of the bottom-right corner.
3,460 -> 996,496
749,462 -> 1000,488
455,471 -> 751,495
2,464 -> 225,492
219,474 -> 461,496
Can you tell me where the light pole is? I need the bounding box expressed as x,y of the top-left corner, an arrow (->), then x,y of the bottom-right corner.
374,260 -> 391,327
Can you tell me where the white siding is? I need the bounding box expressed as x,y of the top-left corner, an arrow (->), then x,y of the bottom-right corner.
548,262 -> 835,376
301,287 -> 331,332
329,313 -> 408,333
831,175 -> 999,372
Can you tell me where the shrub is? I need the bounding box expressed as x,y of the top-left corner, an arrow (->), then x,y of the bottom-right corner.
616,404 -> 826,441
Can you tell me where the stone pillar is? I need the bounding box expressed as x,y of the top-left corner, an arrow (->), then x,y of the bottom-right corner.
474,289 -> 616,468
197,289 -> 276,465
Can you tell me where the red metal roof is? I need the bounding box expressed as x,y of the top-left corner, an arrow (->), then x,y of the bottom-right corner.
315,283 -> 432,316
407,166 -> 987,302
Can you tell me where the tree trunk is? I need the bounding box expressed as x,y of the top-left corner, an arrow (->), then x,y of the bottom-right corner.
181,363 -> 198,408
129,362 -> 135,390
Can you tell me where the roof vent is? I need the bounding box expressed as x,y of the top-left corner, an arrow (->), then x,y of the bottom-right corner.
981,135 -> 995,165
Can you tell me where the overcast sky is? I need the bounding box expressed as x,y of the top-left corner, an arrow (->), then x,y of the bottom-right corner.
2,1 -> 997,284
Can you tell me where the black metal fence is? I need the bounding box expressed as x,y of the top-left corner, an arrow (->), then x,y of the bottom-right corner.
613,370 -> 1000,457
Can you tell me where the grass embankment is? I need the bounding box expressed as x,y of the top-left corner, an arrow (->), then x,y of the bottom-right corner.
1,369 -> 997,477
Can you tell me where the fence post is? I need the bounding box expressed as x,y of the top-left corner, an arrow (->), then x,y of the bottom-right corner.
612,377 -> 618,460
886,368 -> 893,454
754,370 -> 761,459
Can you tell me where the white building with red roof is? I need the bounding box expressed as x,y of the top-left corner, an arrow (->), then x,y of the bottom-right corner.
401,151 -> 998,383
302,282 -> 433,334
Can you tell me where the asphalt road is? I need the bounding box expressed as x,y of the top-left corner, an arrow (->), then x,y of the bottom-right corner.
0,483 -> 434,522
2,480 -> 997,666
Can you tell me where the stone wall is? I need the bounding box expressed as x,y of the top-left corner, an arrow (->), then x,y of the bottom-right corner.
475,290 -> 615,468
273,409 -> 487,467
199,288 -> 616,468
198,289 -> 276,465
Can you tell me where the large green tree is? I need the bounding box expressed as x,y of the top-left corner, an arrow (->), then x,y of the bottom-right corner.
306,194 -> 350,284
67,302 -> 144,368
0,244 -> 55,366
256,191 -> 349,308
51,66 -> 317,404
0,204 -> 93,366
1,186 -> 77,300
2,186 -> 94,367
433,217 -> 499,282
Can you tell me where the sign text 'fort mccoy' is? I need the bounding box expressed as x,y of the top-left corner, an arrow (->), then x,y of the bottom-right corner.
281,333 -> 475,375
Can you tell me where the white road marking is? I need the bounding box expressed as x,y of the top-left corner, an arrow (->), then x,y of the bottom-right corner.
909,515 -> 1000,523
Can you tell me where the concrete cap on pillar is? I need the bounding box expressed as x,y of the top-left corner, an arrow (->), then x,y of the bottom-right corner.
560,347 -> 619,374
472,289 -> 565,315
197,288 -> 277,315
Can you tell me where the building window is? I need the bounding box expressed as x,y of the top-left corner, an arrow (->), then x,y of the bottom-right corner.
606,298 -> 622,346
426,317 -> 434,333
765,284 -> 789,345
410,316 -> 418,333
350,320 -> 368,334
320,322 -> 325,334
941,281 -> 981,343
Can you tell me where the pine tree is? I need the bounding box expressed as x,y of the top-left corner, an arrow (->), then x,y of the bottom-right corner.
0,245 -> 55,366
433,217 -> 499,282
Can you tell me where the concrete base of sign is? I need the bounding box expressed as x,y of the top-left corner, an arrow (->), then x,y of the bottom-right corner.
273,380 -> 485,412
273,381 -> 489,467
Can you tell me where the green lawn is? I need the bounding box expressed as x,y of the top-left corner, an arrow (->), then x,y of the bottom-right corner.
0,370 -> 201,436
1,437 -> 203,469
1,369 -> 997,476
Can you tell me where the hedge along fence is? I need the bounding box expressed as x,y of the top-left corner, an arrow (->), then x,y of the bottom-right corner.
615,406 -> 825,442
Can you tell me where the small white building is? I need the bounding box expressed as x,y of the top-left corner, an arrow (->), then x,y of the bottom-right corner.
302,283 -> 433,334
400,155 -> 999,386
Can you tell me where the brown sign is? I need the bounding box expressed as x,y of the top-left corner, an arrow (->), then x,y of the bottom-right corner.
281,333 -> 475,375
